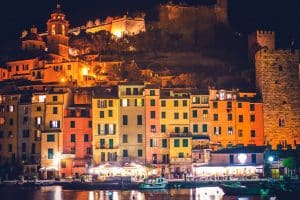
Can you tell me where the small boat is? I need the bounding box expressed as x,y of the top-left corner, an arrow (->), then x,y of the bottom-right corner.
139,177 -> 168,189
195,186 -> 225,200
220,182 -> 270,196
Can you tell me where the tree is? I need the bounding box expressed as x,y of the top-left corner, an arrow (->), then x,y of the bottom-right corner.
282,157 -> 297,178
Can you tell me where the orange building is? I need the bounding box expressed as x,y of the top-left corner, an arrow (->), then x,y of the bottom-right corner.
209,89 -> 264,149
61,105 -> 92,178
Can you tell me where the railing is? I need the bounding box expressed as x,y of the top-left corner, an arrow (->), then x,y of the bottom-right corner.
170,157 -> 192,164
95,144 -> 119,149
192,145 -> 210,150
169,132 -> 192,137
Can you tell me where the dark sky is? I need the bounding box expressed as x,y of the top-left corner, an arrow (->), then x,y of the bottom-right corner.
0,0 -> 299,49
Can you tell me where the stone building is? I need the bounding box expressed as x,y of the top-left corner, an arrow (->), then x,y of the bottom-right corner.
255,49 -> 300,149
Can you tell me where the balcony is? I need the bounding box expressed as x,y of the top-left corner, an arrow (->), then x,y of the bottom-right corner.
170,132 -> 192,137
170,157 -> 192,164
95,144 -> 118,150
192,145 -> 210,150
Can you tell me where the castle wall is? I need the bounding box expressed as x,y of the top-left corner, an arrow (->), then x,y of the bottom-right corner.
255,49 -> 300,149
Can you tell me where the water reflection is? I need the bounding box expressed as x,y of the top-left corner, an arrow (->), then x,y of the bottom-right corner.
0,186 -> 275,200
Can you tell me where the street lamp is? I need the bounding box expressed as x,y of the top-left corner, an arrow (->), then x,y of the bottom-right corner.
268,156 -> 274,162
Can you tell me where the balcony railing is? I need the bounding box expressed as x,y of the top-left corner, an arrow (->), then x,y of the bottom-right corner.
192,145 -> 210,150
95,144 -> 118,149
169,132 -> 192,137
170,157 -> 192,164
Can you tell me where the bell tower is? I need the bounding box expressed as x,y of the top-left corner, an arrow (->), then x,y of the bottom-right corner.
46,4 -> 69,58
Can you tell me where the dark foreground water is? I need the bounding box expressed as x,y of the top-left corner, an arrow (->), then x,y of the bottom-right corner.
0,186 -> 276,200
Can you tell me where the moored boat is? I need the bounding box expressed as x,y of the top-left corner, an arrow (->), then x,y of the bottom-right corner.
220,182 -> 270,196
139,177 -> 168,189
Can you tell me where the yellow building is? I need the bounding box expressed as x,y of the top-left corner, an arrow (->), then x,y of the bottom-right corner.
160,89 -> 192,178
40,88 -> 71,179
118,83 -> 146,164
92,87 -> 119,165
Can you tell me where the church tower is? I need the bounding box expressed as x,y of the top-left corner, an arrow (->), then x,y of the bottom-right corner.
46,4 -> 69,58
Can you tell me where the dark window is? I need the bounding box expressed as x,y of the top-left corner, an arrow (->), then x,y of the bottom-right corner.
174,100 -> 178,107
174,113 -> 179,119
22,143 -> 26,152
183,112 -> 188,119
161,100 -> 166,107
8,144 -> 12,152
227,101 -> 232,109
123,150 -> 128,157
251,154 -> 256,164
123,134 -> 128,143
213,114 -> 218,121
151,125 -> 156,133
213,102 -> 218,108
70,121 -> 75,128
150,111 -> 156,119
100,111 -> 104,118
161,112 -> 166,118
123,115 -> 128,125
250,104 -> 255,111
178,152 -> 184,158
175,127 -> 180,133
108,100 -> 113,107
174,139 -> 180,147
125,88 -> 131,95
88,121 -> 92,128
37,106 -> 41,111
48,148 -> 53,159
228,114 -> 232,121
238,130 -> 243,137
251,130 -> 256,137
229,155 -> 234,164
137,134 -> 143,143
202,124 -> 208,132
150,139 -> 153,147
138,149 -> 143,157
9,118 -> 13,125
150,99 -> 155,106
52,96 -> 58,101
53,107 -> 58,114
84,134 -> 89,142
239,115 -> 243,122
162,139 -> 167,148
71,134 -> 76,142
137,115 -> 142,125
238,102 -> 242,108
161,125 -> 166,133
31,143 -> 36,154
183,127 -> 189,133
193,124 -> 198,133
47,134 -> 55,142
250,115 -> 255,122
183,139 -> 188,147
133,88 -> 138,95
183,100 -> 187,106
192,110 -> 197,118
150,90 -> 155,96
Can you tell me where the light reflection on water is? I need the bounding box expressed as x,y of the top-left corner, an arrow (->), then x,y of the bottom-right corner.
0,186 -> 274,200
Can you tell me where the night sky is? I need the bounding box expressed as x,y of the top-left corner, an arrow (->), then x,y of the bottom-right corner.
0,0 -> 299,49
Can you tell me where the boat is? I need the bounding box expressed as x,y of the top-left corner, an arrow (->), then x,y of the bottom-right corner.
139,177 -> 168,189
220,182 -> 270,196
195,186 -> 225,200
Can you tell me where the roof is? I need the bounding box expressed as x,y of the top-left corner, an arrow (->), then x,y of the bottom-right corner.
93,86 -> 118,98
212,146 -> 267,154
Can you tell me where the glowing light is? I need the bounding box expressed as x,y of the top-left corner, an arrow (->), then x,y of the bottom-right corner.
60,77 -> 66,83
268,156 -> 274,162
113,30 -> 122,38
82,67 -> 89,76
238,154 -> 247,164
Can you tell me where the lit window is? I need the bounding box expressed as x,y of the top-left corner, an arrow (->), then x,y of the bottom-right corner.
9,105 -> 14,112
120,99 -> 129,107
50,120 -> 60,128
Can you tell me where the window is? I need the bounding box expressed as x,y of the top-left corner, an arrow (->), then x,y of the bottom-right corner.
48,148 -> 54,159
174,100 -> 178,107
98,100 -> 107,108
251,154 -> 256,164
108,100 -> 113,107
135,99 -> 144,106
227,101 -> 232,109
251,130 -> 256,137
238,102 -> 242,108
183,127 -> 189,133
202,124 -> 208,132
108,110 -> 113,117
123,150 -> 128,157
123,134 -> 128,143
192,110 -> 197,118
67,65 -> 71,70
151,125 -> 156,133
133,88 -> 138,95
100,139 -> 105,148
228,114 -> 232,121
23,130 -> 29,137
137,134 -> 143,143
178,152 -> 184,158
86,147 -> 92,155
9,105 -> 14,112
214,127 -> 221,135
162,139 -> 167,148
175,127 -> 180,133
161,125 -> 166,133
99,111 -> 104,118
70,121 -> 75,128
120,99 -> 129,107
37,106 -> 41,111
161,112 -> 166,119
22,143 -> 26,152
229,154 -> 234,164
36,117 -> 42,125
150,139 -> 153,147
150,99 -> 155,106
31,143 -> 36,154
123,115 -> 128,125
47,134 -> 55,142
213,102 -> 218,108
71,134 -> 76,142
150,111 -> 156,119
137,115 -> 142,125
50,120 -> 60,128
193,124 -> 198,133
52,96 -> 58,101
183,100 -> 187,106
213,114 -> 218,121
126,88 -> 131,95
174,112 -> 179,119
53,107 -> 58,114
250,115 -> 255,122
183,112 -> 188,119
101,152 -> 105,161
138,149 -> 143,157
203,110 -> 208,119
8,144 -> 12,152
279,118 -> 285,127
192,96 -> 200,104
228,127 -> 233,135
201,96 -> 209,104
174,139 -> 180,147
183,139 -> 188,147
250,104 -> 255,111
88,121 -> 92,128
109,139 -> 114,149
9,118 -> 13,125
84,134 -> 89,142
71,147 -> 75,154
150,90 -> 155,96
239,115 -> 243,122
238,130 -> 243,137
161,100 -> 166,107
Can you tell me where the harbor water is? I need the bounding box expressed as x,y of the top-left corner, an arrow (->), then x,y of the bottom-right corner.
0,186 -> 276,200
